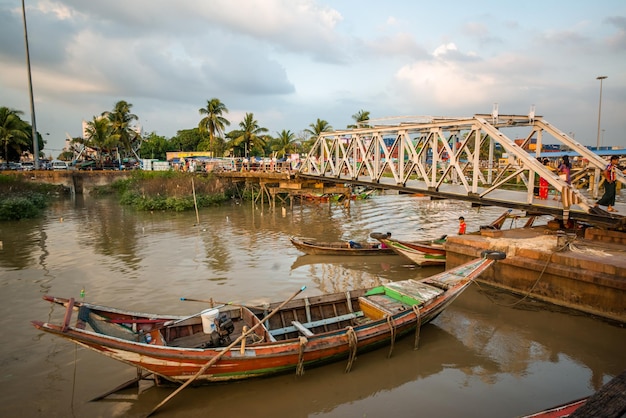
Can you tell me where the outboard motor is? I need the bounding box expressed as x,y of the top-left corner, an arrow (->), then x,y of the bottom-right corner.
209,313 -> 235,347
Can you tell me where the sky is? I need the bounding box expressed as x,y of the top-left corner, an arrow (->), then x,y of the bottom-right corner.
1,0 -> 625,157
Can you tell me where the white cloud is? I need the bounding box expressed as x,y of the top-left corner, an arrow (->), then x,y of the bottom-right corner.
1,0 -> 625,153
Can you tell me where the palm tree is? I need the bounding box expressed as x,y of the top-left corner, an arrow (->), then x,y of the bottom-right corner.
230,113 -> 268,157
0,107 -> 29,162
105,100 -> 141,160
198,98 -> 230,155
273,129 -> 296,158
84,116 -> 119,164
305,118 -> 333,139
348,109 -> 371,129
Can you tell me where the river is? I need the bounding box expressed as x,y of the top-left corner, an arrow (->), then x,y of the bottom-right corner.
0,192 -> 624,418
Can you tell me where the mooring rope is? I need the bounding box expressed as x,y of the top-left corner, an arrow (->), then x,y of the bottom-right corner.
296,336 -> 308,376
412,304 -> 422,350
473,235 -> 576,308
345,327 -> 358,373
386,316 -> 396,358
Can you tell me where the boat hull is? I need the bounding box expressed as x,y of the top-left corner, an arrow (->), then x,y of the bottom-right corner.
378,238 -> 446,266
290,237 -> 396,256
32,254 -> 503,383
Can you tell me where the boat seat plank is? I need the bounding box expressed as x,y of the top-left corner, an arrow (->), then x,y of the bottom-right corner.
269,311 -> 363,337
359,295 -> 409,320
384,280 -> 444,304
291,320 -> 314,337
169,332 -> 211,348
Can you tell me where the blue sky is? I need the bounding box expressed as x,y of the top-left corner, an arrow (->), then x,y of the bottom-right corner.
1,0 -> 625,156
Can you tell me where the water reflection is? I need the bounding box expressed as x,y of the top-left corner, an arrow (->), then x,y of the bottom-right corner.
1,192 -> 624,418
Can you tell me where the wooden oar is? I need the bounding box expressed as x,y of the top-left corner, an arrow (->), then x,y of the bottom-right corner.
179,297 -> 267,310
147,285 -> 307,417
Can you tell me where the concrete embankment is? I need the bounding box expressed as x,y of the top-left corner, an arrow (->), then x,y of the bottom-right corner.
445,227 -> 626,324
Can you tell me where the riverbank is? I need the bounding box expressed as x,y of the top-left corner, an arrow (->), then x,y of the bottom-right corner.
0,174 -> 69,220
445,226 -> 626,324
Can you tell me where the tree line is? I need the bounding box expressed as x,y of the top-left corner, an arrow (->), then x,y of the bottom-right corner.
0,100 -> 372,163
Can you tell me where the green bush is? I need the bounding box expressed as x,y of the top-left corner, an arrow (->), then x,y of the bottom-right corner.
0,196 -> 42,220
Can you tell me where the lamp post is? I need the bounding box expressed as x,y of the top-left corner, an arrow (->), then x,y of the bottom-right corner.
596,76 -> 607,149
21,0 -> 39,169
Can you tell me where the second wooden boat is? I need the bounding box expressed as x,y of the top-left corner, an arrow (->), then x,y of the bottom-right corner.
371,233 -> 447,266
290,236 -> 396,255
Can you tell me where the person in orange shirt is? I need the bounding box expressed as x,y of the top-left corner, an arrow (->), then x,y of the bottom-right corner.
458,216 -> 466,235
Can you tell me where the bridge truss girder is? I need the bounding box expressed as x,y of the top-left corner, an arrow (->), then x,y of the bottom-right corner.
299,114 -> 625,225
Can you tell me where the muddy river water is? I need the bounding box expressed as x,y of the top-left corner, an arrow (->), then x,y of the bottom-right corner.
0,192 -> 624,418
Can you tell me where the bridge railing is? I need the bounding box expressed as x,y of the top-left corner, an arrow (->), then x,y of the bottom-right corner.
298,114 -> 624,219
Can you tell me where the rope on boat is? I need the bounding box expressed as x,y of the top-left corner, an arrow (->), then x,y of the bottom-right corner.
412,304 -> 422,350
386,316 -> 396,358
296,336 -> 308,376
345,327 -> 358,373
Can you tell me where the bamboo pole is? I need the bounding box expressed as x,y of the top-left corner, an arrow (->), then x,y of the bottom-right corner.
147,286 -> 307,417
179,297 -> 267,309
191,177 -> 200,225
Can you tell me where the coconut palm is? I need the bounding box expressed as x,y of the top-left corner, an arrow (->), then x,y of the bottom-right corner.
305,118 -> 333,139
198,98 -> 230,155
84,116 -> 120,164
272,129 -> 296,158
229,113 -> 268,157
348,109 -> 371,129
0,107 -> 29,162
105,100 -> 141,160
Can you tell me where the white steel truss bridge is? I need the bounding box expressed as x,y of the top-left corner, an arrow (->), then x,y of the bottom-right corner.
297,113 -> 625,229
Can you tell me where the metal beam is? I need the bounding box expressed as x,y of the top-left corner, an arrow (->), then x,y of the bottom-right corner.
298,114 -> 624,228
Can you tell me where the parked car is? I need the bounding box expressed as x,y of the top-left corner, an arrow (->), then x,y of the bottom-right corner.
9,162 -> 23,170
21,161 -> 35,171
51,160 -> 68,170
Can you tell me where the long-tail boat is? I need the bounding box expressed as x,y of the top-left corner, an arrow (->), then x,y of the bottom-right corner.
370,209 -> 531,266
290,236 -> 396,255
32,251 -> 504,385
370,233 -> 447,266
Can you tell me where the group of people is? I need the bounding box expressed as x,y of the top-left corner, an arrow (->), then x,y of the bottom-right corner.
538,155 -> 572,200
536,155 -> 623,213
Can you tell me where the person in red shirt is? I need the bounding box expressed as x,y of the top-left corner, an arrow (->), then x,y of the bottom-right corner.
595,155 -> 621,212
458,216 -> 467,235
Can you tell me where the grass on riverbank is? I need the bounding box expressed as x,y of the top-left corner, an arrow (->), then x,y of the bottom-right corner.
0,174 -> 69,220
106,171 -> 234,212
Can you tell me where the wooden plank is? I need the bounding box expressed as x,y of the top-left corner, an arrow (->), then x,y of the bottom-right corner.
62,298 -> 75,332
570,370 -> 626,418
291,320 -> 314,337
359,295 -> 407,320
269,312 -> 364,337
383,280 -> 444,305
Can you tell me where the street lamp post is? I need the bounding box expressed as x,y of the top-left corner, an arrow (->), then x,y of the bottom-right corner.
596,76 -> 607,149
21,0 -> 39,169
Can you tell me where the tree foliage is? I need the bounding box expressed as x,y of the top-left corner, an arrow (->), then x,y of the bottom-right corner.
198,98 -> 230,156
227,113 -> 269,157
348,109 -> 371,129
0,107 -> 31,162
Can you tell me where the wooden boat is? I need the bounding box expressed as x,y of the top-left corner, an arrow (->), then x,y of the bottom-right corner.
369,210 -> 528,267
290,236 -> 396,256
32,251 -> 505,385
519,398 -> 587,417
370,232 -> 446,266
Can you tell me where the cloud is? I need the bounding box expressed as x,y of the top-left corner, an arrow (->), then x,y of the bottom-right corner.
605,16 -> 626,50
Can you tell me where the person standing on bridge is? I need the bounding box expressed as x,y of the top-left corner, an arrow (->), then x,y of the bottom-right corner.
595,155 -> 620,213
458,216 -> 467,235
558,155 -> 571,184
539,158 -> 550,199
